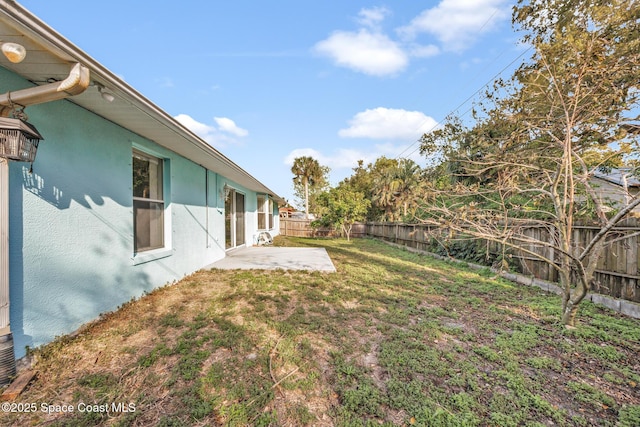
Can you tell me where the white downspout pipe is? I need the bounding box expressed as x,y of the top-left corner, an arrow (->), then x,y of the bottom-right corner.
0,158 -> 9,336
0,158 -> 14,385
0,62 -> 90,383
0,63 -> 90,117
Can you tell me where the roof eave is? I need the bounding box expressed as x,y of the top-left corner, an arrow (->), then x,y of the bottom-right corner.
0,0 -> 284,204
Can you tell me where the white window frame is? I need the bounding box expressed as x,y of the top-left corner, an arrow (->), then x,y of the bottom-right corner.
257,195 -> 274,231
257,194 -> 267,230
132,148 -> 172,264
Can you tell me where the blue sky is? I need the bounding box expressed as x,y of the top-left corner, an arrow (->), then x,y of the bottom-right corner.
18,0 -> 526,206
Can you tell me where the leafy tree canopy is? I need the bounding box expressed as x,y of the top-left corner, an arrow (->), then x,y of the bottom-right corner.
313,184 -> 370,241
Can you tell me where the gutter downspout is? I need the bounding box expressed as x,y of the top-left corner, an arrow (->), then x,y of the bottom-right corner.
0,63 -> 90,117
0,158 -> 12,384
0,62 -> 89,384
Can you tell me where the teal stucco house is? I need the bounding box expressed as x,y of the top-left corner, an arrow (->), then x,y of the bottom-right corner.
0,0 -> 282,374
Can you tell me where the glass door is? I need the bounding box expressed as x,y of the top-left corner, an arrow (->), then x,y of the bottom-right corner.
235,191 -> 245,246
225,190 -> 232,249
224,189 -> 245,249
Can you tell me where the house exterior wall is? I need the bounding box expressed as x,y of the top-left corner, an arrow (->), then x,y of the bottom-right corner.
2,67 -> 277,358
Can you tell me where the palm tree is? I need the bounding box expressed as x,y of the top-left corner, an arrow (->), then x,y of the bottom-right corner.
291,156 -> 324,219
372,172 -> 400,221
395,159 -> 424,218
371,158 -> 424,221
370,157 -> 403,221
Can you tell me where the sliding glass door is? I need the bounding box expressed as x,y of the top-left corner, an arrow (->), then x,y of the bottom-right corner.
225,189 -> 245,249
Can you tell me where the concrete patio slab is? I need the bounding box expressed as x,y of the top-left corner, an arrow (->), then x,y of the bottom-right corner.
205,247 -> 336,272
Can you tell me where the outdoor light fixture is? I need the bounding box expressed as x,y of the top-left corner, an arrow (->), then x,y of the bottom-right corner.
0,115 -> 43,163
222,184 -> 231,199
0,41 -> 26,63
95,82 -> 114,102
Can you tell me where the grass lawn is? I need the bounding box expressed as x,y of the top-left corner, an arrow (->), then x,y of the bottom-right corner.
1,237 -> 639,426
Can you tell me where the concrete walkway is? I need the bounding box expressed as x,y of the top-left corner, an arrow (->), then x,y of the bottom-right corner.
206,247 -> 336,272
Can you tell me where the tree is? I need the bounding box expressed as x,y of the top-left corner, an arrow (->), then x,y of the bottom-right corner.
369,157 -> 400,221
418,0 -> 640,327
313,185 -> 370,241
340,160 -> 372,195
393,159 -> 426,218
291,156 -> 329,219
340,158 -> 388,221
339,157 -> 428,222
370,157 -> 426,221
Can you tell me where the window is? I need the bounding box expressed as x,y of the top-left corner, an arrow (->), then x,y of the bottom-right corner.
257,195 -> 273,230
257,195 -> 266,230
133,150 -> 164,252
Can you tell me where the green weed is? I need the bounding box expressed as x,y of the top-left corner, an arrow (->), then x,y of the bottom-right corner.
580,342 -> 622,362
618,405 -> 640,427
567,381 -> 616,407
159,312 -> 185,328
525,356 -> 561,371
137,342 -> 172,367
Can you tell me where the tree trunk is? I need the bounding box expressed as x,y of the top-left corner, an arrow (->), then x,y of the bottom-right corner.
561,268 -> 591,327
561,301 -> 580,327
344,223 -> 352,241
304,178 -> 309,219
559,266 -> 572,315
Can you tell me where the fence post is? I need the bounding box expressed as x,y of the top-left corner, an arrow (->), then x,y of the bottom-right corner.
628,220 -> 638,300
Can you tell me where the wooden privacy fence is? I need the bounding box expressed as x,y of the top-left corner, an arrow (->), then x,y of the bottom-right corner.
279,218 -> 366,238
365,220 -> 640,304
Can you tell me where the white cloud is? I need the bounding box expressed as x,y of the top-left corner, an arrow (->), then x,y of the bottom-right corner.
338,107 -> 438,140
175,114 -> 215,138
398,0 -> 510,52
284,147 -> 365,170
284,107 -> 439,179
314,2 -> 510,76
314,29 -> 408,76
174,114 -> 248,147
284,143 -> 427,181
407,43 -> 440,58
214,117 -> 248,137
357,6 -> 390,30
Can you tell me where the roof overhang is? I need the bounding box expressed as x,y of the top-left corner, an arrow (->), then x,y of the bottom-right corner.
0,0 -> 284,204
593,168 -> 640,188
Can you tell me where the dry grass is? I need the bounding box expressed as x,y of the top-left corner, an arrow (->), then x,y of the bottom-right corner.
0,236 -> 638,426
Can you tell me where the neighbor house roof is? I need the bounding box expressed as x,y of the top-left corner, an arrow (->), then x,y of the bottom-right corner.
0,0 -> 284,204
593,168 -> 640,188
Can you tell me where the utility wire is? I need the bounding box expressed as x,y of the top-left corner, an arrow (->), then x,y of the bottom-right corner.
397,3 -> 585,163
396,44 -> 533,161
394,6 -> 518,160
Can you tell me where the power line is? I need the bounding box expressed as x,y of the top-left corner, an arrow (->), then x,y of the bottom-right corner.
396,44 -> 533,161
394,5 -> 516,160
397,1 -> 587,163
